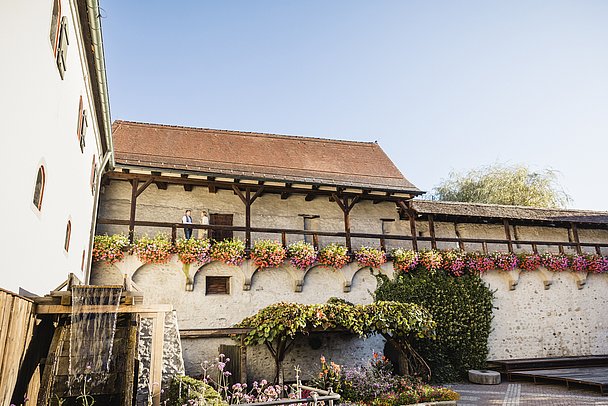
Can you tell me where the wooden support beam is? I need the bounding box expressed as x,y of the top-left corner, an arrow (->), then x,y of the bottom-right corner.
183,184 -> 193,192
332,194 -> 358,252
281,183 -> 292,200
250,186 -> 265,204
503,219 -> 514,253
428,214 -> 437,250
232,185 -> 247,204
154,181 -> 168,190
135,178 -> 153,197
571,223 -> 582,254
207,177 -> 216,193
128,179 -> 138,243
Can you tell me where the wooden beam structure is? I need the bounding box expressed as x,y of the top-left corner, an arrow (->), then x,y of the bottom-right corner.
233,185 -> 265,249
128,179 -> 138,243
428,214 -> 437,250
332,194 -> 360,252
571,222 -> 582,254
503,219 -> 514,253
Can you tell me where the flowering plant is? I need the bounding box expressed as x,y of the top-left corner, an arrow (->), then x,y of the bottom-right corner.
318,243 -> 350,269
251,240 -> 287,269
355,246 -> 387,268
588,255 -> 608,273
287,241 -> 317,270
92,234 -> 129,264
210,238 -> 246,266
541,253 -> 569,272
466,252 -> 496,273
492,252 -> 519,272
312,355 -> 342,394
570,254 -> 589,272
518,253 -> 541,272
132,234 -> 173,264
391,248 -> 418,272
419,250 -> 443,271
174,238 -> 211,265
442,250 -> 467,276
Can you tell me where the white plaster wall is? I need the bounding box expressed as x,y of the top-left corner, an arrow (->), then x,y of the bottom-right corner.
0,0 -> 106,294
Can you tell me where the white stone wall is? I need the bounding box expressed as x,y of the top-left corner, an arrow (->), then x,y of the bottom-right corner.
0,0 -> 108,294
91,254 -> 608,379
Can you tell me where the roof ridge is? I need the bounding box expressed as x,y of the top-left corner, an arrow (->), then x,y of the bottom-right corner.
413,199 -> 608,215
113,120 -> 379,147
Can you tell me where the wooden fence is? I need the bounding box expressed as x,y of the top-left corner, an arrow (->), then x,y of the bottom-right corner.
0,288 -> 37,406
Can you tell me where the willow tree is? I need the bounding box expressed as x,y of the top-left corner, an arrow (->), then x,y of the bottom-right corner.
236,301 -> 435,384
433,164 -> 571,208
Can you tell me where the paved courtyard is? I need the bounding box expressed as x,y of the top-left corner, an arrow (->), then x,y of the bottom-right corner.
448,381 -> 608,405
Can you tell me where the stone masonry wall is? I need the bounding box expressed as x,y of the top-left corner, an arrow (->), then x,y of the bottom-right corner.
94,180 -> 608,380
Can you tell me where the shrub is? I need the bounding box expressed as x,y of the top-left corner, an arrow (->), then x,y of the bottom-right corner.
375,267 -> 494,383
211,238 -> 246,266
354,247 -> 386,268
92,234 -> 129,264
251,240 -> 287,269
132,234 -> 173,264
287,241 -> 317,270
164,375 -> 224,406
175,237 -> 212,264
318,243 -> 349,269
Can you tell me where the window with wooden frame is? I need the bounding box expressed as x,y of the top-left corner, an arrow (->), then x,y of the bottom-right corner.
64,220 -> 71,252
49,0 -> 61,55
32,165 -> 46,211
206,276 -> 230,295
77,96 -> 87,152
56,16 -> 69,78
90,155 -> 97,195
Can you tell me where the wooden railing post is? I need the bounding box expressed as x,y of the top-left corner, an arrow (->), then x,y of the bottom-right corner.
128,179 -> 139,243
171,225 -> 177,245
428,214 -> 437,250
503,219 -> 514,253
570,223 -> 582,254
313,234 -> 319,250
281,231 -> 287,248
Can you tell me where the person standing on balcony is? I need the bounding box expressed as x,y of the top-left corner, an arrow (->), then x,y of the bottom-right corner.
182,209 -> 193,239
198,210 -> 209,239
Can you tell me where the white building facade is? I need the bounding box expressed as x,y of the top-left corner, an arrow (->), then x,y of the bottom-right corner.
0,0 -> 113,294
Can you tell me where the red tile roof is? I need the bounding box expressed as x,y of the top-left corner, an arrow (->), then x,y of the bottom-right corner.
111,120 -> 421,194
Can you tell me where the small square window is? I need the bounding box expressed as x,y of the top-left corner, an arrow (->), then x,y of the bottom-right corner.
206,276 -> 230,295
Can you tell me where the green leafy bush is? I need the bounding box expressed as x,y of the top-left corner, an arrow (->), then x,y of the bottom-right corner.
375,268 -> 494,383
164,375 -> 224,406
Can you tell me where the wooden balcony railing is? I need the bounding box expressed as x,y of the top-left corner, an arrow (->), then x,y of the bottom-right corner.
96,218 -> 608,255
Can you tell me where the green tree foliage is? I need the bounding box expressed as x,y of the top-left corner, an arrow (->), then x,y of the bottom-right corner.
433,164 -> 571,208
375,268 -> 495,383
236,301 -> 435,383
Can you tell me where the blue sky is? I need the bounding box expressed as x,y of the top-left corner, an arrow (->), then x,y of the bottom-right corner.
100,1 -> 608,210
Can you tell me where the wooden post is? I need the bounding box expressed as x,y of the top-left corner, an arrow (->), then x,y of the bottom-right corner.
481,241 -> 488,254
428,214 -> 437,250
312,234 -> 319,250
344,198 -> 352,252
245,188 -> 252,249
408,212 -> 418,251
596,245 -> 602,255
150,313 -> 165,406
503,219 -> 514,253
531,243 -> 538,254
281,231 -> 287,248
571,223 -> 582,254
128,179 -> 139,243
171,224 -> 177,244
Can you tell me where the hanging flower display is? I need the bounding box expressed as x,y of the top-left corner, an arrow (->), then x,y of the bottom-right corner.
419,249 -> 443,272
287,241 -> 317,270
92,234 -> 130,264
518,253 -> 541,272
354,246 -> 387,269
541,253 -> 569,272
251,240 -> 287,269
318,243 -> 350,270
442,250 -> 467,276
391,248 -> 419,273
210,238 -> 246,266
132,234 -> 173,264
466,252 -> 496,274
174,237 -> 212,265
492,252 -> 519,272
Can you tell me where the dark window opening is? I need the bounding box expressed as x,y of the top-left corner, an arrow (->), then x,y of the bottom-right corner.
33,166 -> 45,211
77,96 -> 87,151
209,213 -> 233,241
206,276 -> 230,295
49,0 -> 61,54
64,220 -> 71,252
